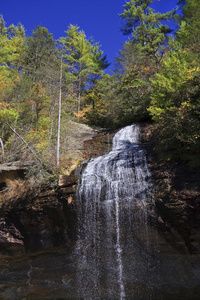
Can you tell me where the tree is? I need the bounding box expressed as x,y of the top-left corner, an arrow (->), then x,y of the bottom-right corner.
177,0 -> 186,9
22,25 -> 58,83
176,0 -> 200,48
84,74 -> 118,127
148,49 -> 200,165
56,56 -> 62,166
88,40 -> 110,108
0,15 -> 25,100
60,25 -> 93,116
17,25 -> 60,146
119,0 -> 176,70
60,25 -> 109,117
0,16 -> 25,151
29,83 -> 50,127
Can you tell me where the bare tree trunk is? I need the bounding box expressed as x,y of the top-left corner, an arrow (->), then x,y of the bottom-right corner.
49,96 -> 55,141
77,75 -> 81,121
57,56 -> 62,166
0,138 -> 4,156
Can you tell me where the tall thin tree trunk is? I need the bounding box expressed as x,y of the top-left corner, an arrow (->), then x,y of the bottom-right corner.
49,96 -> 55,141
77,75 -> 81,121
0,138 -> 4,156
57,56 -> 63,166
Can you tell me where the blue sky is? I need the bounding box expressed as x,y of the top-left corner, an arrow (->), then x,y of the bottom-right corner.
1,0 -> 178,72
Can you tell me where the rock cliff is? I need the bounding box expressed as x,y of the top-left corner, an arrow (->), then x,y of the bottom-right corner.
140,124 -> 200,255
0,123 -> 200,256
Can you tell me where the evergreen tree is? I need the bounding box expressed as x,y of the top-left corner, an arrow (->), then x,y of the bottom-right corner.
177,0 -> 200,48
0,16 -> 25,144
0,15 -> 25,98
22,25 -> 58,83
177,0 -> 187,10
119,0 -> 176,70
17,26 -> 59,130
60,25 -> 109,116
148,48 -> 200,165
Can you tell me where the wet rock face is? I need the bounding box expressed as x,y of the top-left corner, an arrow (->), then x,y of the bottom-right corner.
0,189 -> 77,253
83,129 -> 116,159
140,124 -> 200,254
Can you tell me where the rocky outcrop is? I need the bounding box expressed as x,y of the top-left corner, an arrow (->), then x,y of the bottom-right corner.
82,129 -> 116,159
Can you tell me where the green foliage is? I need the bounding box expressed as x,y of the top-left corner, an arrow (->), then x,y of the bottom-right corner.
147,0 -> 200,166
114,70 -> 151,125
22,25 -> 59,83
88,0 -> 178,129
148,48 -> 200,165
25,116 -> 51,160
0,16 -> 25,101
85,68 -> 151,128
177,0 -> 200,48
0,17 -> 110,177
85,74 -> 117,127
119,0 -> 176,70
177,0 -> 186,7
60,25 -> 109,116
0,108 -> 19,123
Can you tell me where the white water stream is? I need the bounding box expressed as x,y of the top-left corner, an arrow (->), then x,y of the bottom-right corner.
76,124 -> 154,299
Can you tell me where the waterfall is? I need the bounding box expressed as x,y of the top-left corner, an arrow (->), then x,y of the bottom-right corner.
76,124 -> 155,299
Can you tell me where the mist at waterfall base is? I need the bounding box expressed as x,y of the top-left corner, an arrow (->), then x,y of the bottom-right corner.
1,125 -> 200,299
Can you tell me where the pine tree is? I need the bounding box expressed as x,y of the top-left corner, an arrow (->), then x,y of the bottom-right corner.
0,15 -> 25,99
60,25 -> 109,116
177,0 -> 200,48
119,0 -> 176,70
22,25 -> 58,83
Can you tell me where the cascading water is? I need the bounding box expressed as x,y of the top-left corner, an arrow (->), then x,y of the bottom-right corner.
76,124 -> 156,299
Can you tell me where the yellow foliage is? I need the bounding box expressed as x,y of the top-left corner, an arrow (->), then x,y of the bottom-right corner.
74,108 -> 90,121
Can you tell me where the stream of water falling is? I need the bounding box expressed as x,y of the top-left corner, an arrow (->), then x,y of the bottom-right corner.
76,124 -> 155,299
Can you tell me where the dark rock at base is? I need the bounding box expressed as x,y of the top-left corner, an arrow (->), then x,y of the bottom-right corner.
0,188 -> 77,253
0,219 -> 24,255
